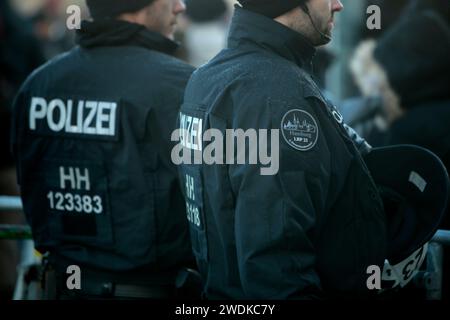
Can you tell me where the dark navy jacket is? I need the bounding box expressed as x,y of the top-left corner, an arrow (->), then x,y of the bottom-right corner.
178,8 -> 387,299
11,20 -> 195,278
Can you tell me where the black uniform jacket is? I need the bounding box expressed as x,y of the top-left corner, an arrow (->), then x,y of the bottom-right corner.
178,8 -> 387,299
12,19 -> 195,277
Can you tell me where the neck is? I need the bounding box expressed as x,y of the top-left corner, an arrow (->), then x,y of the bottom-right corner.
117,8 -> 148,27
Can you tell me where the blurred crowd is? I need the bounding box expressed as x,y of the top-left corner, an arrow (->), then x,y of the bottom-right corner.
0,0 -> 449,300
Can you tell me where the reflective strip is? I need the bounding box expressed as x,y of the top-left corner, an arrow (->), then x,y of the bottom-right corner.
409,171 -> 427,193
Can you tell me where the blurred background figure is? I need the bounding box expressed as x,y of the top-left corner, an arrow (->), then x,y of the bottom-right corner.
339,0 -> 414,138
349,0 -> 449,192
11,0 -> 89,59
349,0 -> 450,148
372,2 -> 450,162
182,0 -> 230,67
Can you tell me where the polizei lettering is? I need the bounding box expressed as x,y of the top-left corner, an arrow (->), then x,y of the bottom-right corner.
179,113 -> 203,151
173,112 -> 280,176
29,97 -> 118,138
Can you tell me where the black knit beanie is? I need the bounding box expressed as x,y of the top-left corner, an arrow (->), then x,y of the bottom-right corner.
238,0 -> 306,19
186,0 -> 228,23
86,0 -> 156,19
374,10 -> 450,108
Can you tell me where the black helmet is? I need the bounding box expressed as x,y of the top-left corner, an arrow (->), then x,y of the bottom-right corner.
364,145 -> 449,288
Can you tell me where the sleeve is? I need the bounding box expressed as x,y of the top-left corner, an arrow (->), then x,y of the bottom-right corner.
228,93 -> 330,299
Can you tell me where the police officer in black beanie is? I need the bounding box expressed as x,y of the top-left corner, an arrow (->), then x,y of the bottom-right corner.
11,0 -> 197,299
177,0 -> 392,299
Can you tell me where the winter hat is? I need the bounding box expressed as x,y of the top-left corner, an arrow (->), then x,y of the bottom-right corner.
86,0 -> 156,19
374,10 -> 450,108
186,0 -> 228,23
237,0 -> 306,19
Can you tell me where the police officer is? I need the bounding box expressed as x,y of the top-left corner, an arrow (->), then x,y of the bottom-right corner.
178,0 -> 387,299
11,0 -> 195,299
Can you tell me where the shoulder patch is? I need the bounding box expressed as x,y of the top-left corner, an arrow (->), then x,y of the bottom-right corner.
281,109 -> 319,151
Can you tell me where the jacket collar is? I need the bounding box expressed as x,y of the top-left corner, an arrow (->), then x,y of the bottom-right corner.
228,7 -> 316,73
76,19 -> 178,55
